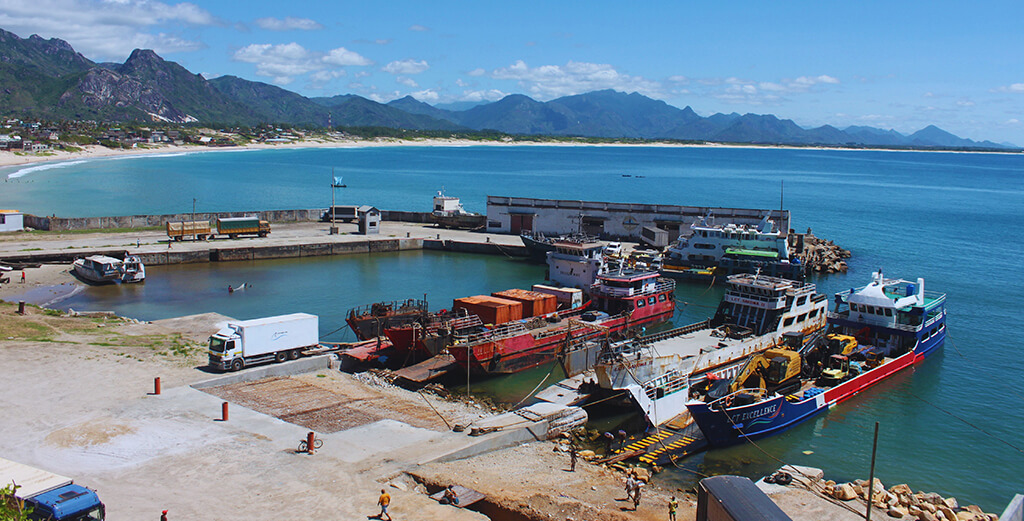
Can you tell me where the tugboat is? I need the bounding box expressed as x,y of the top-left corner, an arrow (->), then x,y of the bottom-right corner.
661,212 -> 803,281
579,273 -> 827,427
431,190 -> 486,230
686,270 -> 946,449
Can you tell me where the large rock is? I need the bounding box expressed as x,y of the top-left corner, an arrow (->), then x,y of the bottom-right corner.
633,468 -> 651,483
888,506 -> 905,518
834,483 -> 858,501
916,511 -> 937,521
578,449 -> 596,460
938,506 -> 958,521
891,484 -> 913,495
943,497 -> 959,510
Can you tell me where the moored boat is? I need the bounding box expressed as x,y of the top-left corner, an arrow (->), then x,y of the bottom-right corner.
72,254 -> 146,284
686,270 -> 946,449
345,298 -> 429,341
580,273 -> 827,427
431,191 -> 486,230
661,212 -> 803,281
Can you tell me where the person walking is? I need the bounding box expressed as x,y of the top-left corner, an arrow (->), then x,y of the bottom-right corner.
20,271 -> 25,283
632,480 -> 643,511
377,489 -> 392,521
569,445 -> 578,472
668,496 -> 678,521
160,510 -> 168,521
624,472 -> 637,502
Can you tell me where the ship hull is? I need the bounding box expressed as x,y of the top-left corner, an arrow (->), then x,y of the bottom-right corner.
687,330 -> 945,448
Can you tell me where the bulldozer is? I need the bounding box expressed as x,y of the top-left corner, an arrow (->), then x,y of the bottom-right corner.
729,348 -> 803,397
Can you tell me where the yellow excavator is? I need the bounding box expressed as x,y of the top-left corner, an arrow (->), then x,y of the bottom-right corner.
729,348 -> 803,397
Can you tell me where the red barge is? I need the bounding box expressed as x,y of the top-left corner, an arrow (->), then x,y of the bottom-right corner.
376,268 -> 676,375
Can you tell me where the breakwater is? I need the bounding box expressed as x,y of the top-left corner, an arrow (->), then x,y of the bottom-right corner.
22,209 -> 432,232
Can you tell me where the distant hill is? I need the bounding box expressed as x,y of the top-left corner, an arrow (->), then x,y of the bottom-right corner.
0,26 -> 1014,149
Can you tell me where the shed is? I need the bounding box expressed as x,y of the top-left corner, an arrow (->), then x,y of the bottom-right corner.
697,475 -> 792,521
0,210 -> 24,232
358,205 -> 381,235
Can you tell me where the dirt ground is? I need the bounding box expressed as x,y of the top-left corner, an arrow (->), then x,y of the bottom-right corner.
0,300 -> 689,521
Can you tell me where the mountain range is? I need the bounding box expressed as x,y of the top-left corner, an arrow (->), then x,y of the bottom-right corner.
0,28 -> 1013,149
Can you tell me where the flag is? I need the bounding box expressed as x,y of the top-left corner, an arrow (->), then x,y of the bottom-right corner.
333,176 -> 344,186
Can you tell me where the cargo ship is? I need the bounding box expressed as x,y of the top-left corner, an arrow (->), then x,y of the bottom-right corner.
685,270 -> 946,449
572,273 -> 827,427
381,269 -> 676,375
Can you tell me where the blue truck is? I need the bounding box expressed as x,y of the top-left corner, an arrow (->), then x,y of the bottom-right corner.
1,457 -> 104,521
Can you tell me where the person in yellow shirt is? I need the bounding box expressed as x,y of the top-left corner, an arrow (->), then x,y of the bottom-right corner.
668,495 -> 679,521
377,489 -> 392,521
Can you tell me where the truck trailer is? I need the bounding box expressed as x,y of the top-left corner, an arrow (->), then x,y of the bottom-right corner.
165,217 -> 270,241
208,313 -> 319,371
0,457 -> 104,521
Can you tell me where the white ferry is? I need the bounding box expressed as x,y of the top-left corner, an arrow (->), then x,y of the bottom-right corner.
586,273 -> 827,427
661,213 -> 803,280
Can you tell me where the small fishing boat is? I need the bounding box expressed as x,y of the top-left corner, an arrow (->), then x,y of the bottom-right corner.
431,191 -> 486,230
73,255 -> 145,284
685,270 -> 946,449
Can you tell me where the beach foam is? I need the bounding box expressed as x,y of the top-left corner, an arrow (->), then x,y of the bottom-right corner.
6,160 -> 88,179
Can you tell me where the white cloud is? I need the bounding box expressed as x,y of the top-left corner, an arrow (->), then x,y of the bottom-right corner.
1006,119 -> 1020,125
409,24 -> 429,32
323,47 -> 372,66
355,71 -> 371,78
383,59 -> 429,75
232,42 -> 370,84
397,76 -> 418,87
411,89 -> 440,102
255,16 -> 323,31
354,38 -> 391,45
994,83 -> 1024,93
956,99 -> 975,107
708,74 -> 840,105
455,78 -> 468,87
668,75 -> 689,84
461,89 -> 507,102
488,60 -> 662,100
0,0 -> 216,59
467,68 -> 486,77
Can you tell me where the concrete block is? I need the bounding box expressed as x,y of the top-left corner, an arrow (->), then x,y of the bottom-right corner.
190,355 -> 333,390
332,242 -> 370,255
300,243 -> 333,257
253,244 -> 300,259
369,239 -> 401,253
212,247 -> 253,262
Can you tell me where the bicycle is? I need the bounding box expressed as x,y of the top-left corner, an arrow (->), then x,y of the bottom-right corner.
297,437 -> 323,452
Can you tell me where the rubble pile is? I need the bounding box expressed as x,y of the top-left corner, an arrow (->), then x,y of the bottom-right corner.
821,478 -> 997,521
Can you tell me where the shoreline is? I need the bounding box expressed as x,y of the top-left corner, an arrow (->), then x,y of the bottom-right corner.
2,136 -> 1017,175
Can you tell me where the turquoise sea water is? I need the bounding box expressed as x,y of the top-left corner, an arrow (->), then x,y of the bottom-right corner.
2,146 -> 1023,510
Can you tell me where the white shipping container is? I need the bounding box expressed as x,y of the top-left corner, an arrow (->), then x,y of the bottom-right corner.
532,285 -> 584,309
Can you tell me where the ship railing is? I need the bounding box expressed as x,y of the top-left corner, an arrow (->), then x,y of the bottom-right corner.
454,322 -> 528,344
827,311 -> 920,332
634,319 -> 712,345
347,299 -> 428,319
423,314 -> 483,332
643,369 -> 690,400
590,278 -> 676,298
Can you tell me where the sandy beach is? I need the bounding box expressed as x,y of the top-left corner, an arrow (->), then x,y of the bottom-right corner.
3,135 -> 1004,172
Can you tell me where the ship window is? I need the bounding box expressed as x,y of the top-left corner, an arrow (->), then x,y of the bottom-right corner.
884,308 -> 893,317
783,317 -> 795,326
649,296 -> 657,305
809,309 -> 818,318
867,306 -> 876,315
658,294 -> 667,302
636,299 -> 645,308
797,296 -> 807,306
797,313 -> 807,322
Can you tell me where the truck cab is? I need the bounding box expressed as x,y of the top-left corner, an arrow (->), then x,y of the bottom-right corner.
28,484 -> 104,521
208,327 -> 243,371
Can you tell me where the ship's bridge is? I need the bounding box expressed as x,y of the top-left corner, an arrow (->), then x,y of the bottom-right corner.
592,269 -> 673,298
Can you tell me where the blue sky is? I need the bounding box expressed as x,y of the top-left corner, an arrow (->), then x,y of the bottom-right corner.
1,0 -> 1022,144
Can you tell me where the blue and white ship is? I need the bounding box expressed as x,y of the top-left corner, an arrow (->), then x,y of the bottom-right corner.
686,270 -> 946,448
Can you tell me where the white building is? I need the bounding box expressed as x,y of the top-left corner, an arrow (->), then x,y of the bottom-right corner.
486,196 -> 790,242
0,210 -> 24,232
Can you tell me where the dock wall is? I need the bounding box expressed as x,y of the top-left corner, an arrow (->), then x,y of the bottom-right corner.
23,209 -> 435,232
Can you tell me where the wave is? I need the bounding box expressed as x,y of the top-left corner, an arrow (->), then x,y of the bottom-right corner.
6,160 -> 89,179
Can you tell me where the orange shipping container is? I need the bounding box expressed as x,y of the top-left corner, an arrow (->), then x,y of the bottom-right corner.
453,295 -> 523,325
491,289 -> 557,318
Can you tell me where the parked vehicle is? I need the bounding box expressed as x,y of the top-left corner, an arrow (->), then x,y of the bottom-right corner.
208,313 -> 319,371
165,217 -> 270,241
215,217 -> 270,239
166,220 -> 212,241
0,457 -> 105,521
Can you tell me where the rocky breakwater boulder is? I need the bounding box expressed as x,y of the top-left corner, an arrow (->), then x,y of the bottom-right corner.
796,229 -> 851,274
819,476 -> 998,521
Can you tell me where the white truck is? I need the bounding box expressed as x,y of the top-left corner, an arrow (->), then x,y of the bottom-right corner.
208,313 -> 320,371
0,457 -> 104,521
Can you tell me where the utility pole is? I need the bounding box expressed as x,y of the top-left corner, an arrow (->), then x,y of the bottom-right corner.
192,198 -> 197,241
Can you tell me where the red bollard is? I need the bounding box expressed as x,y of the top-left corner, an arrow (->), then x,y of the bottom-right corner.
221,402 -> 229,422
306,431 -> 316,454
154,377 -> 161,395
